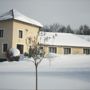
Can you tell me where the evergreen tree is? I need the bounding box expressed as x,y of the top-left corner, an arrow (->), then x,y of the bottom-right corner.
66,25 -> 74,33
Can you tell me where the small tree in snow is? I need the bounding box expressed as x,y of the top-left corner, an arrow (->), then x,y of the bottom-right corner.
28,46 -> 45,90
24,33 -> 45,90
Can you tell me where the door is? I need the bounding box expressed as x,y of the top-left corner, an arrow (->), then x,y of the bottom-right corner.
17,44 -> 24,54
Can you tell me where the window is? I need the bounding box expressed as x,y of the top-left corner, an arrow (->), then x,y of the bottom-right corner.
49,47 -> 57,53
64,48 -> 71,54
19,30 -> 23,38
28,37 -> 31,44
0,29 -> 4,37
83,48 -> 90,54
3,44 -> 8,52
40,47 -> 43,50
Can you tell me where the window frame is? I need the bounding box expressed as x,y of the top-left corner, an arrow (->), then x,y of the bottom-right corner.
49,47 -> 57,53
0,29 -> 4,38
2,43 -> 8,52
83,48 -> 90,54
19,30 -> 23,38
64,48 -> 71,54
40,46 -> 43,50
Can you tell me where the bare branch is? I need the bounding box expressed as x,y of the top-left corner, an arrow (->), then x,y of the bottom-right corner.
29,59 -> 35,64
37,58 -> 43,65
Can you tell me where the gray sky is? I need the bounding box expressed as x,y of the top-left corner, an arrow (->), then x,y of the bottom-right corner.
0,0 -> 90,29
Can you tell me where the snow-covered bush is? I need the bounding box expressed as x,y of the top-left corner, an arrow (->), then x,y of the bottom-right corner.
6,48 -> 20,61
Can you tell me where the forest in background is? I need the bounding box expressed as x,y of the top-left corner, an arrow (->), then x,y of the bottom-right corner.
41,23 -> 90,35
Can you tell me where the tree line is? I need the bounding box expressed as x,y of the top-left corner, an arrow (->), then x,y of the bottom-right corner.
40,23 -> 90,35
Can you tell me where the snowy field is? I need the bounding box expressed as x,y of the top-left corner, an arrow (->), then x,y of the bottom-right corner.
0,54 -> 90,90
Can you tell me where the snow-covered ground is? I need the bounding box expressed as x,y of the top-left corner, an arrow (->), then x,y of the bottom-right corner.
0,54 -> 90,90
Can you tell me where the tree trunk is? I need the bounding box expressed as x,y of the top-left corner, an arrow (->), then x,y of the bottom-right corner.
36,65 -> 38,90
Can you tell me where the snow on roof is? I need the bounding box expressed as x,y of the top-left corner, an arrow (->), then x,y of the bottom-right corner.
39,32 -> 90,47
78,35 -> 90,42
0,9 -> 43,27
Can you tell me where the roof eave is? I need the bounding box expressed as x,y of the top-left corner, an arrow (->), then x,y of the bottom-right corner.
14,18 -> 43,27
39,43 -> 90,48
0,18 -> 43,28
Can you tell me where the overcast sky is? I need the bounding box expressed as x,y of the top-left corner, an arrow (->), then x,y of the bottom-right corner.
0,0 -> 90,29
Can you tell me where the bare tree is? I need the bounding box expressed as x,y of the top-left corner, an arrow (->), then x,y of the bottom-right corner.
29,46 -> 45,90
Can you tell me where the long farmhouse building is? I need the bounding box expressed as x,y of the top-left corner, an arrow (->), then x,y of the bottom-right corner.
0,9 -> 90,60
39,32 -> 90,55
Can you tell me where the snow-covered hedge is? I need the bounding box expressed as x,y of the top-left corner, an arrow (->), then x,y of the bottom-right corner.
6,48 -> 20,61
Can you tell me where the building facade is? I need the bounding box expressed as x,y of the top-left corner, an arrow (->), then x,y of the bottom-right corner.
0,10 -> 90,60
0,9 -> 43,59
40,45 -> 90,55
